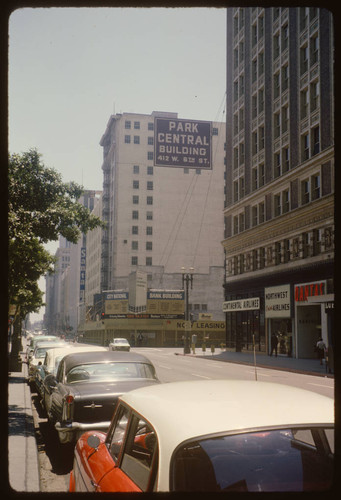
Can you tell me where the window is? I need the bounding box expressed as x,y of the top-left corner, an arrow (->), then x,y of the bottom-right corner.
252,249 -> 258,270
302,232 -> 310,258
273,33 -> 280,60
312,126 -> 320,155
212,127 -> 218,135
125,135 -> 131,144
302,134 -> 310,161
274,113 -> 280,139
132,210 -> 139,220
146,211 -> 153,220
121,415 -> 157,491
275,242 -> 281,264
147,166 -> 154,175
233,216 -> 239,235
133,180 -> 139,189
146,226 -> 153,235
282,106 -> 288,133
146,257 -> 152,266
274,152 -> 281,177
300,45 -> 308,75
132,241 -> 138,250
252,131 -> 258,155
147,196 -> 153,205
283,239 -> 290,263
312,229 -> 321,256
301,89 -> 309,119
239,213 -> 245,232
252,206 -> 258,226
258,52 -> 264,76
311,81 -> 319,112
274,73 -> 280,99
312,173 -> 320,200
132,226 -> 138,235
301,179 -> 310,204
282,147 -> 290,173
274,194 -> 281,216
252,168 -> 258,191
310,34 -> 319,65
131,256 -> 138,265
107,404 -> 129,462
259,127 -> 264,151
259,164 -> 265,187
148,137 -> 154,145
147,181 -> 153,190
133,195 -> 139,204
259,202 -> 265,223
259,247 -> 265,268
281,24 -> 288,51
147,152 -> 153,160
171,428 -> 334,492
148,122 -> 154,131
233,181 -> 239,202
134,121 -> 140,129
133,165 -> 140,174
146,242 -> 152,251
125,121 -> 131,129
134,136 -> 140,144
282,189 -> 290,213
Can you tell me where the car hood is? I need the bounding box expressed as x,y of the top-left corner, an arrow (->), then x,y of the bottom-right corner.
67,378 -> 160,399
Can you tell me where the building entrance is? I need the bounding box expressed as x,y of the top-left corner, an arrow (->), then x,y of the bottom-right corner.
296,304 -> 321,359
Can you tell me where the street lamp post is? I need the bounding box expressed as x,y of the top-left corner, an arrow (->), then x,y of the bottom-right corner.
181,266 -> 194,354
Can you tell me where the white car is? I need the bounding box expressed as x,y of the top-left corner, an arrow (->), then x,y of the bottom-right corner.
109,338 -> 130,352
27,341 -> 67,386
70,380 -> 334,492
26,335 -> 63,361
38,344 -> 107,415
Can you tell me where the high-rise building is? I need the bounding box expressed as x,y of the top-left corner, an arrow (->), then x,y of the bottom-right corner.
98,111 -> 226,321
223,8 -> 334,361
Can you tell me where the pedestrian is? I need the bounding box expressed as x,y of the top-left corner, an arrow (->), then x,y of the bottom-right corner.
315,337 -> 326,365
270,332 -> 278,357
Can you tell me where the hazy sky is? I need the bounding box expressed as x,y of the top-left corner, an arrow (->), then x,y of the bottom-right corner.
8,7 -> 226,322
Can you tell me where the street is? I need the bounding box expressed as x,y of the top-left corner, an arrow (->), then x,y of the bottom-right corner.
30,347 -> 334,492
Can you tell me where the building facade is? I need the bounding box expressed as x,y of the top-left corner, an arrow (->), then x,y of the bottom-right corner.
223,7 -> 334,361
97,111 -> 226,322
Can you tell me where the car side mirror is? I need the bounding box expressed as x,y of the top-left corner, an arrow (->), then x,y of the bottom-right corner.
87,434 -> 101,450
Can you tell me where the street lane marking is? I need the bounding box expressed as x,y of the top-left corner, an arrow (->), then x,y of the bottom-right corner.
157,364 -> 172,370
246,370 -> 271,377
307,382 -> 334,389
192,373 -> 211,379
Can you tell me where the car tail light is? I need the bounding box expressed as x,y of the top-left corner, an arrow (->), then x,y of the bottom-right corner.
65,394 -> 74,404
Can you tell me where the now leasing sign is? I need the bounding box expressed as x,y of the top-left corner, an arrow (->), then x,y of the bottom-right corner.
154,117 -> 212,169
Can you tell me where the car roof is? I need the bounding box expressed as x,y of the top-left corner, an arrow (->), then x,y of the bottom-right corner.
62,350 -> 153,372
34,341 -> 66,350
45,345 -> 107,362
120,379 -> 334,489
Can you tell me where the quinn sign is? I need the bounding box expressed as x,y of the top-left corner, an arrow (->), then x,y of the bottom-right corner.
154,117 -> 212,169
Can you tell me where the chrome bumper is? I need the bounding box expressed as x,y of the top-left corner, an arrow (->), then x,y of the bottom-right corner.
55,420 -> 111,444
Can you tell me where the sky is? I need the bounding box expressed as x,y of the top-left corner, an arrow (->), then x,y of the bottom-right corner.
8,7 -> 227,323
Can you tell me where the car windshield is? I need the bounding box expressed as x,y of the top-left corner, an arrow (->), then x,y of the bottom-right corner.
35,346 -> 56,358
172,427 -> 334,492
66,362 -> 155,383
115,339 -> 129,344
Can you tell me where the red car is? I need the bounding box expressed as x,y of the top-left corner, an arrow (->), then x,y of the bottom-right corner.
69,380 -> 334,492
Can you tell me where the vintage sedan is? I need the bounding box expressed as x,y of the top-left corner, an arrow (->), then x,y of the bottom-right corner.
35,344 -> 107,402
27,341 -> 67,388
69,380 -> 334,493
44,350 -> 160,445
109,338 -> 130,352
26,335 -> 63,361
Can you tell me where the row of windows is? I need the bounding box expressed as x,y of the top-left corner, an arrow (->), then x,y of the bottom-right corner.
132,180 -> 153,190
133,165 -> 154,175
132,200 -> 153,217
131,241 -> 153,251
131,225 -> 153,235
233,172 -> 322,234
125,120 -> 154,131
125,135 -> 154,145
227,226 -> 333,275
233,124 -> 320,188
131,256 -> 152,266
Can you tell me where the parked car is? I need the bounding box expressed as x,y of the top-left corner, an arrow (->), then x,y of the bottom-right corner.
37,345 -> 107,408
44,350 -> 160,445
27,341 -> 67,388
26,335 -> 62,361
109,338 -> 130,352
69,380 -> 334,493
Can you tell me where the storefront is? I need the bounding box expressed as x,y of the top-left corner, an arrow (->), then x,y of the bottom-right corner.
223,295 -> 265,352
265,284 -> 293,357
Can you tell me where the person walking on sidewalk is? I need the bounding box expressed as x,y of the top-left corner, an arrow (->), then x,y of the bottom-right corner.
270,332 -> 278,357
316,337 -> 326,365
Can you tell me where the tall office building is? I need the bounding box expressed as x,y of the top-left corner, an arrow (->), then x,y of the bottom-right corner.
223,8 -> 334,360
99,111 -> 226,321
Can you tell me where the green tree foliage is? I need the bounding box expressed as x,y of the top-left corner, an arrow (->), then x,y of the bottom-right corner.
8,149 -> 105,316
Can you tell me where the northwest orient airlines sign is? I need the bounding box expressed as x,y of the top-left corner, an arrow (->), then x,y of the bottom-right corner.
154,117 -> 212,169
223,297 -> 260,312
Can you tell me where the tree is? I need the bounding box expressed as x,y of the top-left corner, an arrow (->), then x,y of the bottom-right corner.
8,149 -> 105,367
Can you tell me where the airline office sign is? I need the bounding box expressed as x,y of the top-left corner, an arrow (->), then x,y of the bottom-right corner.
154,117 -> 212,169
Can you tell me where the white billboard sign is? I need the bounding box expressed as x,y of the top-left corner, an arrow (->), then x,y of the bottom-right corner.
265,284 -> 291,318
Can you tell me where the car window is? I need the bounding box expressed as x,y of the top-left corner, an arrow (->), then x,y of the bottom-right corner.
107,405 -> 130,462
120,415 -> 157,491
66,362 -> 156,383
171,427 -> 334,492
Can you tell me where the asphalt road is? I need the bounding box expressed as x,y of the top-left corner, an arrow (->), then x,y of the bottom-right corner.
32,346 -> 334,491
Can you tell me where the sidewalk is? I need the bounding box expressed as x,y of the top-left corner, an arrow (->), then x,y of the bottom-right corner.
8,347 -> 40,492
194,349 -> 334,378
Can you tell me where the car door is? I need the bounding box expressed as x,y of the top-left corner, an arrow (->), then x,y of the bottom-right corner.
49,359 -> 68,422
99,406 -> 157,492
